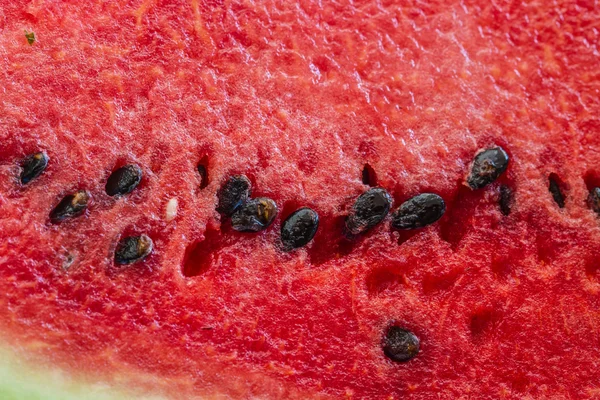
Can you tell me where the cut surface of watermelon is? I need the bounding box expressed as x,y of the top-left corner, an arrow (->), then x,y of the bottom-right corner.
1,0 -> 600,398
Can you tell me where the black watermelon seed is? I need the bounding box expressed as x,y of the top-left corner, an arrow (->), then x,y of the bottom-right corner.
548,176 -> 565,208
216,175 -> 252,217
105,164 -> 143,197
382,326 -> 420,363
50,190 -> 90,223
231,198 -> 278,232
281,207 -> 319,250
197,164 -> 208,189
345,188 -> 392,235
115,234 -> 153,265
20,152 -> 49,184
467,147 -> 509,189
588,187 -> 600,216
391,193 -> 445,230
499,185 -> 514,216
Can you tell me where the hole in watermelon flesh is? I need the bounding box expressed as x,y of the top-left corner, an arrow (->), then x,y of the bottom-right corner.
470,307 -> 502,338
182,227 -> 224,277
366,267 -> 406,295
438,185 -> 479,248
585,253 -> 600,280
361,163 -> 377,186
583,170 -> 600,192
308,215 -> 356,266
197,155 -> 210,189
422,267 -> 462,295
548,173 -> 567,208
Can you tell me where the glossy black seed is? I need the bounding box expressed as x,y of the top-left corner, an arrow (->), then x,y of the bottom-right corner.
548,176 -> 565,208
391,193 -> 445,230
231,197 -> 278,232
467,147 -> 509,189
499,185 -> 514,216
345,188 -> 392,235
382,326 -> 420,363
281,207 -> 319,250
588,187 -> 600,216
216,175 -> 252,216
197,164 -> 208,189
114,234 -> 153,265
20,152 -> 49,184
50,190 -> 90,223
105,164 -> 143,196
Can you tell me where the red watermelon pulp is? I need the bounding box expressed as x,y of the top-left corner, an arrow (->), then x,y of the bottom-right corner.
1,0 -> 600,398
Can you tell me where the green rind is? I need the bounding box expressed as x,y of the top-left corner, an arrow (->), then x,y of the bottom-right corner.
0,346 -> 165,400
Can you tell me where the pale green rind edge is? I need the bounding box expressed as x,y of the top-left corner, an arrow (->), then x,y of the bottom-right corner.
0,347 -> 165,400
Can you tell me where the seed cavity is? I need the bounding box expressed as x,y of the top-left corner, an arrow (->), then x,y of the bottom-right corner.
197,164 -> 209,189
165,198 -> 178,222
216,175 -> 252,217
231,197 -> 278,232
281,207 -> 319,250
499,185 -> 514,216
361,163 -> 377,186
345,188 -> 392,235
548,174 -> 565,208
105,164 -> 143,197
466,146 -> 509,189
115,234 -> 153,265
382,326 -> 420,362
50,190 -> 90,224
588,187 -> 600,217
20,152 -> 49,184
391,193 -> 445,230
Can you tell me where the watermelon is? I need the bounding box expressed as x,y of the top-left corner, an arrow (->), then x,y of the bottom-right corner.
1,0 -> 600,398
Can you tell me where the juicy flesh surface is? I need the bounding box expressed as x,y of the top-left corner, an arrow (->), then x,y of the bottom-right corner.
1,0 -> 600,398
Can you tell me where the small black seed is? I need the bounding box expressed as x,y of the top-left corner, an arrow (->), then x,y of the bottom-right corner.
548,176 -> 565,208
50,190 -> 90,223
198,164 -> 208,189
114,234 -> 153,265
499,185 -> 514,216
345,188 -> 392,235
281,207 -> 319,250
105,164 -> 143,196
391,193 -> 445,230
382,326 -> 420,363
216,175 -> 252,217
588,187 -> 600,217
467,147 -> 509,190
231,197 -> 278,232
20,152 -> 49,184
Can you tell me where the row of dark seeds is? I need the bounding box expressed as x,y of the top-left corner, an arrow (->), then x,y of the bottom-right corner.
16,146 -> 600,363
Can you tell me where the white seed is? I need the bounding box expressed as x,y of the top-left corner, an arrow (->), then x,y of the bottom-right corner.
166,198 -> 178,222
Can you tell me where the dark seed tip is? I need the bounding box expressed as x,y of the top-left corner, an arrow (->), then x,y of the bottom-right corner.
114,234 -> 153,265
197,164 -> 208,189
281,207 -> 319,250
588,187 -> 600,216
382,326 -> 420,363
20,151 -> 49,184
499,185 -> 514,216
548,175 -> 565,208
467,146 -> 509,190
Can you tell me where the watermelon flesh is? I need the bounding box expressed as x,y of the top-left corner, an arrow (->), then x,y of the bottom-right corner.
1,0 -> 600,398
